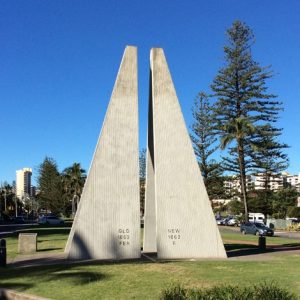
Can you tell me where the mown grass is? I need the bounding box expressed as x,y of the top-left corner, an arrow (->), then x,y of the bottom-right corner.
2,224 -> 71,259
1,226 -> 300,299
4,225 -> 300,260
221,227 -> 297,245
1,254 -> 300,299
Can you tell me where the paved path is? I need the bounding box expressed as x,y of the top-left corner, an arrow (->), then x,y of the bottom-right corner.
8,252 -> 156,269
219,225 -> 300,239
0,223 -> 38,236
8,252 -> 69,268
7,245 -> 300,269
275,231 -> 300,239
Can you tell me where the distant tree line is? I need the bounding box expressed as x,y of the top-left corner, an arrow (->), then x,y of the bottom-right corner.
37,157 -> 86,216
0,159 -> 86,219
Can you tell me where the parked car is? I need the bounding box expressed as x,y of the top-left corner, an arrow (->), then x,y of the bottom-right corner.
216,218 -> 225,225
223,216 -> 234,226
38,216 -> 64,225
227,218 -> 240,227
240,222 -> 274,236
13,216 -> 25,224
0,214 -> 13,223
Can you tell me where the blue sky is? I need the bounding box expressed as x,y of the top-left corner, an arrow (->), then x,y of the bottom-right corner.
0,0 -> 299,185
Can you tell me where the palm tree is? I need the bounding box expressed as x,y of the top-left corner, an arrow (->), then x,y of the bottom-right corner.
61,163 -> 86,217
219,117 -> 256,220
0,183 -> 17,217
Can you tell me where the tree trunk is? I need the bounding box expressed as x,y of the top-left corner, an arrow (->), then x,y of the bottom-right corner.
71,195 -> 76,217
237,138 -> 248,222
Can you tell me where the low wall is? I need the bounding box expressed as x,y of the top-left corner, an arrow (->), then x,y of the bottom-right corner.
267,219 -> 292,230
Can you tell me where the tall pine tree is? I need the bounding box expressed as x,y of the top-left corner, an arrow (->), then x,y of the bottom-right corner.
37,157 -> 64,214
191,92 -> 225,199
250,124 -> 288,189
211,20 -> 284,220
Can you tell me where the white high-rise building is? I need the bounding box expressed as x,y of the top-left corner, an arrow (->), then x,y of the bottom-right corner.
284,172 -> 300,192
223,172 -> 300,197
253,173 -> 284,191
16,168 -> 32,201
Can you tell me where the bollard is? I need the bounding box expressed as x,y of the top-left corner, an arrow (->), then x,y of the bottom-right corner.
258,235 -> 266,251
0,239 -> 6,267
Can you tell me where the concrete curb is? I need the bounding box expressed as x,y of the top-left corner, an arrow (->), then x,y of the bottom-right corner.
0,289 -> 52,300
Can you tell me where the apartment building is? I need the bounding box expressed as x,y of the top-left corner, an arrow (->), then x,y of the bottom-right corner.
16,167 -> 32,201
284,172 -> 300,192
252,173 -> 284,191
224,172 -> 300,195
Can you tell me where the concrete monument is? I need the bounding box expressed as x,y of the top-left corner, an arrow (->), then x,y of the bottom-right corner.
65,46 -> 140,260
18,233 -> 37,254
143,48 -> 227,259
142,79 -> 157,252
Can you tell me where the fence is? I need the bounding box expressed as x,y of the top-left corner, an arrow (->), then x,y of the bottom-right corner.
266,218 -> 292,230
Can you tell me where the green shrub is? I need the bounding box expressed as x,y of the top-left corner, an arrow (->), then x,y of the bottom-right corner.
161,284 -> 188,300
287,207 -> 300,218
287,224 -> 300,232
252,282 -> 296,300
161,282 -> 297,300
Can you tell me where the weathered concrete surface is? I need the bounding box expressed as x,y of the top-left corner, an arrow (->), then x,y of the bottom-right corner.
65,46 -> 140,260
0,289 -> 52,300
149,48 -> 226,259
143,84 -> 157,252
18,233 -> 37,254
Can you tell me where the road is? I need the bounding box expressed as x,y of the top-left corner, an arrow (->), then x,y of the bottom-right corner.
0,223 -> 38,236
219,225 -> 300,239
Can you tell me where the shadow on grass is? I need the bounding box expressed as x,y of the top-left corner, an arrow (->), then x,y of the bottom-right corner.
225,242 -> 300,257
53,271 -> 107,285
268,243 -> 300,253
37,238 -> 67,243
280,243 -> 300,247
37,247 -> 63,252
0,264 -> 109,291
225,243 -> 262,257
0,282 -> 34,291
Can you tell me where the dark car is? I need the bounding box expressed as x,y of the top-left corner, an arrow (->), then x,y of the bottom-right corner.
38,215 -> 64,225
13,216 -> 25,224
240,222 -> 274,236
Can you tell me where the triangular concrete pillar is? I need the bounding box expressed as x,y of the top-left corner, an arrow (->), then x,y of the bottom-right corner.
143,48 -> 226,259
143,72 -> 157,253
65,46 -> 140,260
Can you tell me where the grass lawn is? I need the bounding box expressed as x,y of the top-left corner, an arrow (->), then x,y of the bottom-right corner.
2,225 -> 71,259
1,226 -> 300,299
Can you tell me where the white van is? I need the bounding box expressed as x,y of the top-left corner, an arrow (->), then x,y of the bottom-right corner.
248,213 -> 265,224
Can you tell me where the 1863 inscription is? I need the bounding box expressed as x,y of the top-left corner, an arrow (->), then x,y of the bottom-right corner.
118,228 -> 130,246
168,228 -> 181,245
